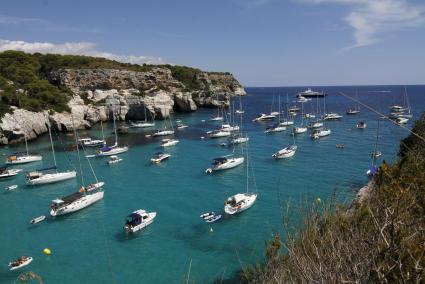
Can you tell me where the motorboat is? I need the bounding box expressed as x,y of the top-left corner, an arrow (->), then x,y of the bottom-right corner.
324,113 -> 343,120
296,88 -> 326,98
272,145 -> 297,159
311,128 -> 331,139
160,138 -> 179,147
175,120 -> 189,129
200,212 -> 222,222
78,138 -> 106,147
26,168 -> 76,185
396,117 -> 409,124
107,155 -> 122,165
308,120 -> 323,128
265,124 -> 286,133
356,121 -> 367,129
6,152 -> 42,165
346,109 -> 360,115
152,129 -> 175,137
9,256 -> 33,271
85,182 -> 105,192
297,95 -> 311,103
124,209 -> 157,233
50,189 -> 104,216
30,215 -> 46,224
224,193 -> 257,215
96,145 -> 129,156
151,152 -> 171,163
252,113 -> 276,122
205,156 -> 244,174
0,168 -> 22,179
5,184 -> 18,191
292,126 -> 307,134
208,129 -> 231,138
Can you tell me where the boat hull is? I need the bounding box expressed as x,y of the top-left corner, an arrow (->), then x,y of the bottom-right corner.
27,171 -> 76,185
50,191 -> 104,216
224,193 -> 257,215
6,155 -> 42,165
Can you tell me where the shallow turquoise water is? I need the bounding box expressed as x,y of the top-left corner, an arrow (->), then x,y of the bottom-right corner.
0,85 -> 424,283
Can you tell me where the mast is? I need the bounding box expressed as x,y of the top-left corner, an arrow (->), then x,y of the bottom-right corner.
245,139 -> 249,193
100,120 -> 105,142
372,120 -> 380,167
71,114 -> 85,187
47,118 -> 58,171
24,133 -> 29,156
301,102 -> 304,126
278,95 -> 281,123
112,97 -> 118,146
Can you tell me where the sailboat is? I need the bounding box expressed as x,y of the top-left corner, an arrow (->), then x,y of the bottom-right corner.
367,121 -> 381,177
272,133 -> 297,159
235,95 -> 245,114
26,119 -> 76,185
224,141 -> 257,215
96,98 -> 129,156
6,133 -> 42,165
346,89 -> 361,115
130,105 -> 155,128
311,95 -> 331,139
279,94 -> 294,126
50,116 -> 105,217
151,110 -> 175,137
265,95 -> 286,133
389,87 -> 412,121
228,107 -> 249,145
292,101 -> 307,134
210,95 -> 224,121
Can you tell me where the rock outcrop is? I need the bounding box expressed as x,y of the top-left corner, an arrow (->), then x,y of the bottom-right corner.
1,66 -> 245,144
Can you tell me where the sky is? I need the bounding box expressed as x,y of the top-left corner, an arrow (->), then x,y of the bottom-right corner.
0,0 -> 424,86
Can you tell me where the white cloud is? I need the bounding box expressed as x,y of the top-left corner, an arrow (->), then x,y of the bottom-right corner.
0,39 -> 166,65
303,0 -> 425,48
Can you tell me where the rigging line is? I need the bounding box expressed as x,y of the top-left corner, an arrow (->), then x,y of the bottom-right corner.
50,123 -> 77,171
71,114 -> 85,187
80,142 -> 99,184
338,92 -> 425,144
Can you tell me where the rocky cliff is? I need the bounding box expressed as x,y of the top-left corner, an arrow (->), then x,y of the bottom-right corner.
0,61 -> 245,144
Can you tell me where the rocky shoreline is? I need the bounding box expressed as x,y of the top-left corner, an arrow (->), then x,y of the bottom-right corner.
0,67 -> 246,145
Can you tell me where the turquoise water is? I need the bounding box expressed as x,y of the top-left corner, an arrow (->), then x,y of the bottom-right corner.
0,85 -> 424,283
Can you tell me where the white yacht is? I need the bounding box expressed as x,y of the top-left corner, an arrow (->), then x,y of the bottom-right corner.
0,168 -> 22,179
224,193 -> 257,215
308,120 -> 323,128
78,138 -> 106,147
50,190 -> 104,216
124,210 -> 157,233
160,138 -> 179,147
208,129 -> 231,138
272,145 -> 297,159
324,113 -> 343,120
293,126 -> 307,134
311,128 -> 331,139
205,156 -> 244,174
252,113 -> 276,122
297,88 -> 326,98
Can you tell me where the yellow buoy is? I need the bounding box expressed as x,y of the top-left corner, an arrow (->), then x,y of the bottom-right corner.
43,248 -> 51,255
316,197 -> 321,204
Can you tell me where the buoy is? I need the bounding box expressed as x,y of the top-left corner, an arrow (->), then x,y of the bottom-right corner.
316,197 -> 321,204
43,248 -> 51,255
210,227 -> 213,232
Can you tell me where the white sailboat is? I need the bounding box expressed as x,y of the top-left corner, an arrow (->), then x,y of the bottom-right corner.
210,95 -> 224,121
130,105 -> 155,128
26,120 -> 76,185
279,94 -> 294,126
273,134 -> 297,159
50,116 -> 105,217
96,99 -> 129,156
311,94 -> 331,139
6,134 -> 42,165
346,89 -> 361,115
292,101 -> 307,135
265,96 -> 286,133
224,141 -> 257,215
235,95 -> 245,114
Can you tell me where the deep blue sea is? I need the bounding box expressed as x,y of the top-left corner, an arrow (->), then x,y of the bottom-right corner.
0,85 -> 424,283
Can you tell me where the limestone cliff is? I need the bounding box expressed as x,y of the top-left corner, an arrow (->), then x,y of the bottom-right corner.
0,64 -> 245,144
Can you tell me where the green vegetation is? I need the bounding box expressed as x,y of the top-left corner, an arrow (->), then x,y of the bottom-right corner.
164,64 -> 204,90
242,113 -> 425,283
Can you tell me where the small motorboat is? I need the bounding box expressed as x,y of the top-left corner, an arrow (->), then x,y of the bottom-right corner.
151,129 -> 175,137
324,113 -> 343,120
252,113 -> 276,122
207,130 -> 231,138
356,121 -> 367,129
292,126 -> 308,135
205,214 -> 222,223
160,139 -> 179,147
205,156 -> 244,174
0,168 -> 22,179
224,193 -> 257,215
396,117 -> 409,124
9,256 -> 33,271
85,182 -> 105,192
151,152 -> 171,163
336,144 -> 345,149
130,121 -> 155,128
265,124 -> 286,133
124,209 -> 157,233
5,184 -> 18,191
107,155 -> 122,165
30,215 -> 46,224
200,212 -> 215,220
346,109 -> 360,115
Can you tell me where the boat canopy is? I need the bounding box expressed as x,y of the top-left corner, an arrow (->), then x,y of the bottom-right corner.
230,193 -> 246,204
99,146 -> 112,152
34,166 -> 57,172
8,152 -> 27,157
213,157 -> 228,163
55,191 -> 85,205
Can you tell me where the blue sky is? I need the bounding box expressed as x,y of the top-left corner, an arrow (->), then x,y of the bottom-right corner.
0,0 -> 424,86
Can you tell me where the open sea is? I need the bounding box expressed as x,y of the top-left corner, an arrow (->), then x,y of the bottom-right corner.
0,85 -> 424,283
